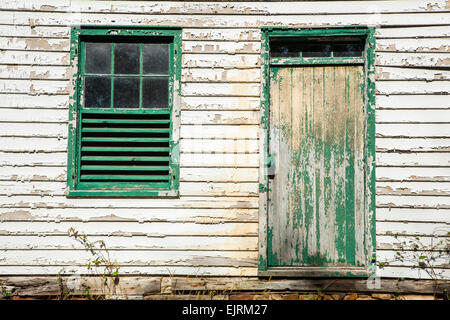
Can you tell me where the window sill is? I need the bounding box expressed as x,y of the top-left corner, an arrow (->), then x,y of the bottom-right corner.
66,188 -> 179,198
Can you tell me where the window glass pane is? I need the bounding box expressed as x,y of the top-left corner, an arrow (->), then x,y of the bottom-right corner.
84,76 -> 111,108
270,41 -> 301,57
142,77 -> 169,108
113,77 -> 140,108
85,43 -> 111,74
143,44 -> 169,74
333,43 -> 364,57
301,43 -> 332,57
114,43 -> 140,74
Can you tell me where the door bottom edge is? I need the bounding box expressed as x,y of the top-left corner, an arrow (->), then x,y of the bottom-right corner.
259,267 -> 373,278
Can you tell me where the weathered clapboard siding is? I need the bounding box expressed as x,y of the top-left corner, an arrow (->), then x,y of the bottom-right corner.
3,0 -> 449,14
0,207 -> 259,222
181,96 -> 260,110
0,266 -> 256,276
376,138 -> 450,152
0,195 -> 259,209
0,235 -> 258,251
0,37 -> 70,51
182,68 -> 261,83
0,1 -> 448,282
376,95 -> 450,108
0,167 -> 259,183
0,65 -> 70,80
376,208 -> 450,223
0,94 -> 68,108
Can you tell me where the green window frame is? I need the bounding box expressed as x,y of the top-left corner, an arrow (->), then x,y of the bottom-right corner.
67,26 -> 181,197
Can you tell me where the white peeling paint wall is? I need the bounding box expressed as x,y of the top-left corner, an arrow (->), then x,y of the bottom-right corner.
0,0 -> 448,280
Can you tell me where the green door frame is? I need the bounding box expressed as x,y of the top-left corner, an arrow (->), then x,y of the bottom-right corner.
258,27 -> 376,277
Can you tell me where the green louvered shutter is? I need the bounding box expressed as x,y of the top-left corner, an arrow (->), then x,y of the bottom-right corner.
79,110 -> 171,186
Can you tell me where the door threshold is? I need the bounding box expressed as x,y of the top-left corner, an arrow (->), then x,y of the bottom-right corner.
259,266 -> 372,278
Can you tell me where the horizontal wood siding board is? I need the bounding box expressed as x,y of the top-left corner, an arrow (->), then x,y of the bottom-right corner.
2,0 -> 450,14
3,24 -> 450,39
0,250 -> 258,267
376,221 -> 450,236
0,235 -> 258,251
181,96 -> 260,111
166,276 -> 450,293
376,124 -> 450,137
0,266 -> 256,276
376,167 -> 450,182
375,81 -> 450,95
182,41 -> 261,54
377,234 -> 449,250
0,65 -> 70,80
0,195 -> 259,209
0,94 -> 68,108
376,67 -> 450,81
376,26 -> 450,38
376,95 -> 450,108
376,153 -> 450,167
0,164 -> 258,181
2,11 -> 450,27
376,181 -> 450,197
376,52 -> 450,68
375,207 -> 450,222
182,68 -> 260,83
376,138 -> 450,152
0,36 -> 70,51
0,207 -> 259,223
375,109 -> 450,123
0,221 -> 259,237
376,38 -> 450,53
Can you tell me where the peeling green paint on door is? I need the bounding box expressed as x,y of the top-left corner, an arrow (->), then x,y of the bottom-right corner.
268,65 -> 367,270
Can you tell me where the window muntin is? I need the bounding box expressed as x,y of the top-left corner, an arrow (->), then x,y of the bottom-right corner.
82,40 -> 170,109
68,27 -> 180,197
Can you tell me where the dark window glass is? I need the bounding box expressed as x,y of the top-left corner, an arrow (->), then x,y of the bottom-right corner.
142,77 -> 169,108
114,43 -> 140,74
143,44 -> 169,74
270,41 -> 301,57
333,43 -> 364,57
84,76 -> 111,108
113,77 -> 140,108
85,43 -> 111,74
301,43 -> 332,57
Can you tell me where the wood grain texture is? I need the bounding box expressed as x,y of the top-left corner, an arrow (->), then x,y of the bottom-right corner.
268,65 -> 368,270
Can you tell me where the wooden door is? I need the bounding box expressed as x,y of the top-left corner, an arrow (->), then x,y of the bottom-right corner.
267,65 -> 368,274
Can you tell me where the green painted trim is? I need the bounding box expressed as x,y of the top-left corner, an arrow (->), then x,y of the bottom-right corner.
258,267 -> 372,278
81,108 -> 171,115
365,28 -> 377,272
261,26 -> 371,37
270,57 -> 364,66
258,28 -> 271,272
67,27 -> 81,192
77,25 -> 181,37
259,27 -> 376,277
67,189 -> 179,198
67,26 -> 181,198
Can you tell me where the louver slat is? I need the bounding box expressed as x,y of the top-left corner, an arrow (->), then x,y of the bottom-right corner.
79,111 -> 171,184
